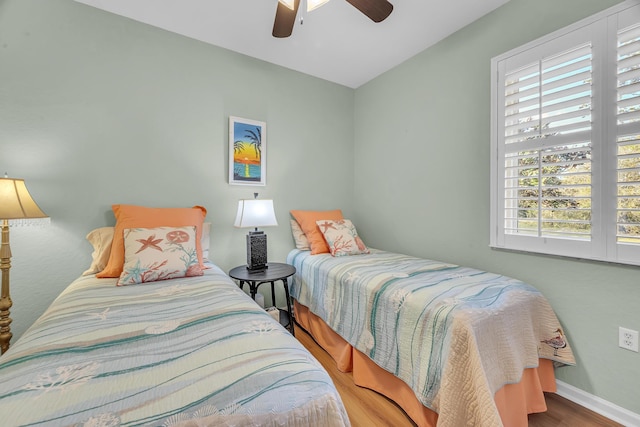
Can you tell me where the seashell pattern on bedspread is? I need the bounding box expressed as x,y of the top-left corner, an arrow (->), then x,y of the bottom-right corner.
287,248 -> 575,427
0,263 -> 350,427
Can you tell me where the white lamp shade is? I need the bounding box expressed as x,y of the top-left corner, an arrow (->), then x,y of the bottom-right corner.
0,178 -> 48,220
234,199 -> 278,228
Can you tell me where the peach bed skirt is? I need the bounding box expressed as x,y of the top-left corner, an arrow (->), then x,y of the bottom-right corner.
295,301 -> 557,427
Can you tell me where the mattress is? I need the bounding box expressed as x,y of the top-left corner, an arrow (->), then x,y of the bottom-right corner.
0,263 -> 350,427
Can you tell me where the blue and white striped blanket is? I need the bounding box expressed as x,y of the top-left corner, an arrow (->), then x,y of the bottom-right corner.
0,263 -> 349,427
288,249 -> 575,426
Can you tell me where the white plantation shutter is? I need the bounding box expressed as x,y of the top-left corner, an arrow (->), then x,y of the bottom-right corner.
503,144 -> 592,239
503,43 -> 593,242
492,1 -> 640,266
615,18 -> 640,263
504,45 -> 592,146
493,24 -> 599,260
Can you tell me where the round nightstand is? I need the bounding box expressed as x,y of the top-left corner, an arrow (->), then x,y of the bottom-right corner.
229,263 -> 296,335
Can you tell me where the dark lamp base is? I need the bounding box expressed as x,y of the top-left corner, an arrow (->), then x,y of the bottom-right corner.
246,231 -> 268,271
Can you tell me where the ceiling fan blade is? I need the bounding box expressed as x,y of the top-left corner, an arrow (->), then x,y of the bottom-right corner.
345,0 -> 393,23
273,0 -> 300,38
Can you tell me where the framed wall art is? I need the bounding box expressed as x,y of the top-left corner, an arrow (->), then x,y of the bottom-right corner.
229,116 -> 266,186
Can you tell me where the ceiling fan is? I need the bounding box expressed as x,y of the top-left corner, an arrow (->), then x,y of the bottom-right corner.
273,0 -> 394,38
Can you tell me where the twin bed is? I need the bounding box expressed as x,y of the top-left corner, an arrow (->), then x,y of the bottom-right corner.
0,205 -> 576,427
0,263 -> 350,426
286,210 -> 576,427
0,205 -> 350,426
288,248 -> 576,427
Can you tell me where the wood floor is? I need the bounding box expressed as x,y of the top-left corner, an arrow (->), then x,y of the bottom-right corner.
295,325 -> 622,427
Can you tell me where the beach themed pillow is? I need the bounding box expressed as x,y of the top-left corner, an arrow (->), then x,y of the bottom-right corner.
97,205 -> 207,278
316,219 -> 370,257
84,222 -> 212,276
117,226 -> 203,286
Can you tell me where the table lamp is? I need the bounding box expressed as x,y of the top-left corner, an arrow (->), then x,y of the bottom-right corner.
234,193 -> 278,271
0,175 -> 49,354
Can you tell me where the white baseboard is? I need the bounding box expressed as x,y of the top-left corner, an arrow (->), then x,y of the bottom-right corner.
556,380 -> 640,427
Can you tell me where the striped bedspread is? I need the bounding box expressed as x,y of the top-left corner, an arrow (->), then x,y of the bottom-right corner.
0,263 -> 349,427
287,249 -> 575,427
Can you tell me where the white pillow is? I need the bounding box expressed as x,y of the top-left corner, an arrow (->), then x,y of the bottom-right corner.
201,221 -> 211,261
290,219 -> 310,251
82,227 -> 115,276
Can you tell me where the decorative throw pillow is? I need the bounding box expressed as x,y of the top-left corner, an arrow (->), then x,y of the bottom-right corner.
83,223 -> 212,276
82,227 -> 116,276
117,226 -> 203,286
290,209 -> 344,254
290,219 -> 310,250
201,222 -> 212,262
97,205 -> 207,278
316,219 -> 369,257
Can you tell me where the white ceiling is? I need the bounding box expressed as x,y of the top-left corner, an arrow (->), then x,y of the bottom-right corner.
74,0 -> 510,88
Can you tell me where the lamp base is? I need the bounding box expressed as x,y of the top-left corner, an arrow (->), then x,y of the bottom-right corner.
0,220 -> 13,355
246,231 -> 268,271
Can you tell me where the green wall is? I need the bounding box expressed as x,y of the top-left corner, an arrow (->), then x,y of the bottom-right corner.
353,0 -> 639,415
0,0 -> 354,341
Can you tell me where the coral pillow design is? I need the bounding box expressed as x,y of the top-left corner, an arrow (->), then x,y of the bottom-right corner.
316,219 -> 370,257
117,226 -> 203,286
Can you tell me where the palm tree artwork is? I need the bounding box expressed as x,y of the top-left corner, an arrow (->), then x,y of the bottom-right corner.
231,117 -> 265,184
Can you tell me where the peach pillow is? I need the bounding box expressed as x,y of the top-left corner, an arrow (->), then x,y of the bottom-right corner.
290,209 -> 344,254
96,205 -> 207,278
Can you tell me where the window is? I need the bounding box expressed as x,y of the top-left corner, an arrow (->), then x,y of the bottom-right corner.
491,1 -> 640,266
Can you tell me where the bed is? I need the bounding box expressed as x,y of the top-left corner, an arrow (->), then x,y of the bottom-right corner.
0,263 -> 350,426
287,247 -> 576,427
0,204 -> 350,427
